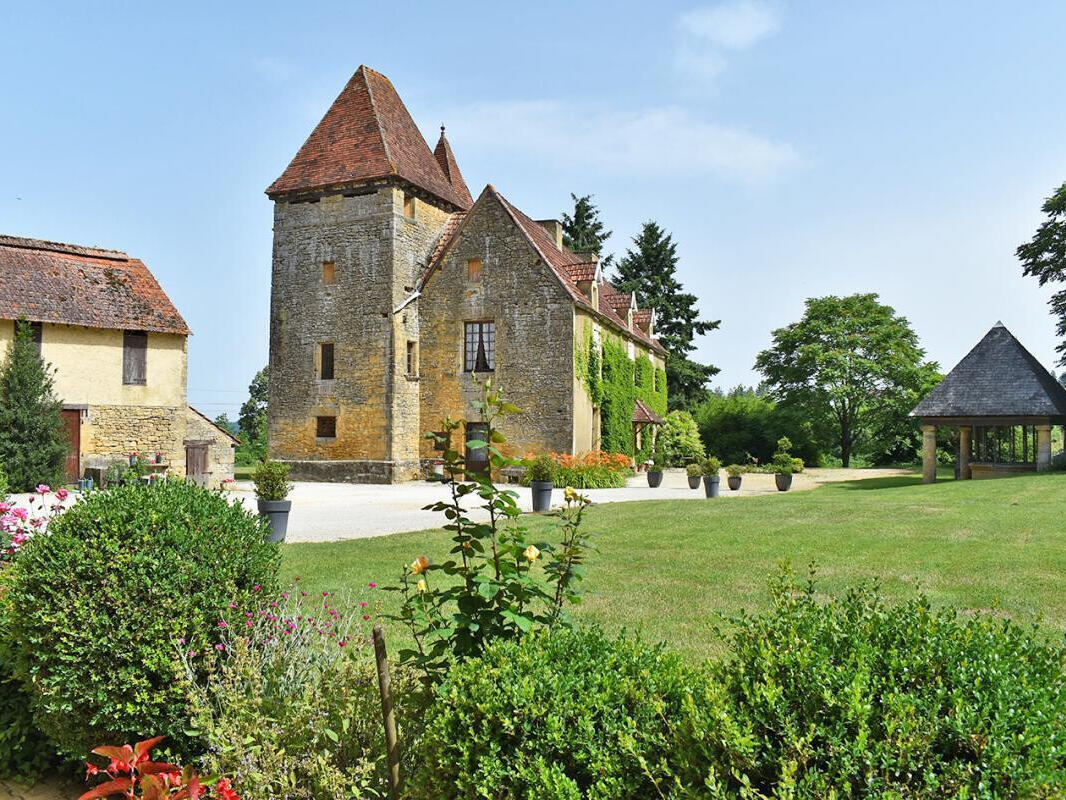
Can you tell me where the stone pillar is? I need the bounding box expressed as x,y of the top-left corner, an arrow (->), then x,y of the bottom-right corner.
958,426 -> 972,480
921,425 -> 937,484
1036,424 -> 1052,471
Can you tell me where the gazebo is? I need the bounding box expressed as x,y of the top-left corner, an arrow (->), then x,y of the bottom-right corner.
632,399 -> 663,462
911,322 -> 1066,483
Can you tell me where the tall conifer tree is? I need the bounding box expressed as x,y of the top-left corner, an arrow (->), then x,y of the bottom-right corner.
561,193 -> 614,268
0,320 -> 68,490
614,222 -> 719,408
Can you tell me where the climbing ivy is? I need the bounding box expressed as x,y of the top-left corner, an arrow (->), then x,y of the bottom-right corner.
574,319 -> 668,458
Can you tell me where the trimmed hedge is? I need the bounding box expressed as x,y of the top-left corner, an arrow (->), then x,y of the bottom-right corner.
1,481 -> 280,759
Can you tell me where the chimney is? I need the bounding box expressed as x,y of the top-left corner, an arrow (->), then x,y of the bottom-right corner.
537,219 -> 563,249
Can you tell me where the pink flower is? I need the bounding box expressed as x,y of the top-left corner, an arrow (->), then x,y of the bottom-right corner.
13,508 -> 27,521
56,488 -> 69,501
338,639 -> 347,647
214,643 -> 225,651
359,602 -> 367,608
35,484 -> 50,494
228,602 -> 237,609
362,614 -> 370,621
368,582 -> 377,589
218,620 -> 228,628
253,584 -> 262,591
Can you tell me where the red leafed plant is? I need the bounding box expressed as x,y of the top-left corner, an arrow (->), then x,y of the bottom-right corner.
79,736 -> 238,800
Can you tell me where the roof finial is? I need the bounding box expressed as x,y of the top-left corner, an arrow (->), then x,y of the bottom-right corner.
440,123 -> 446,135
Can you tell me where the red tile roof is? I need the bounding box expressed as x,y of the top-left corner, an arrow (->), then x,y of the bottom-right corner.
0,235 -> 189,335
566,262 -> 599,283
266,66 -> 471,210
433,127 -> 473,208
633,399 -> 664,424
422,185 -> 665,356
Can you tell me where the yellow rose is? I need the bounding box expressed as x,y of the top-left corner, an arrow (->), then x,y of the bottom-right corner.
564,486 -> 577,502
523,544 -> 540,563
416,579 -> 427,593
410,555 -> 429,575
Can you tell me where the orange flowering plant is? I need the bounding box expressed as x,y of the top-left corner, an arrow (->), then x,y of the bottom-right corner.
387,381 -> 594,683
524,450 -> 632,489
78,736 -> 237,800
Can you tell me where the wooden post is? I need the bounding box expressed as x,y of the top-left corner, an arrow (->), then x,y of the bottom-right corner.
921,425 -> 937,484
373,625 -> 401,800
958,426 -> 971,480
1036,424 -> 1052,471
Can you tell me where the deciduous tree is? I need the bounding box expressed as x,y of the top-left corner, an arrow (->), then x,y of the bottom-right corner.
1017,180 -> 1066,365
754,294 -> 933,467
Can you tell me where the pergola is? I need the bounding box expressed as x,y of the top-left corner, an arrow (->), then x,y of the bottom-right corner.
911,322 -> 1066,483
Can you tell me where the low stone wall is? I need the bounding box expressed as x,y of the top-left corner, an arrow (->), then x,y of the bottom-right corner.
283,458 -> 419,484
81,404 -> 186,479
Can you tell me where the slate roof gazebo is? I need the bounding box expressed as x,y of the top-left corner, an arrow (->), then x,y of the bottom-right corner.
911,322 -> 1066,482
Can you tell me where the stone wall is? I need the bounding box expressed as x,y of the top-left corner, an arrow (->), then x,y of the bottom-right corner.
80,404 -> 186,479
185,407 -> 237,489
268,182 -> 452,482
419,192 -> 575,461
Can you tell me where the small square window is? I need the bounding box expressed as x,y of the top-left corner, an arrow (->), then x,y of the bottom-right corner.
466,258 -> 482,280
322,261 -> 335,284
319,343 -> 334,380
403,193 -> 415,218
316,416 -> 336,439
406,340 -> 419,377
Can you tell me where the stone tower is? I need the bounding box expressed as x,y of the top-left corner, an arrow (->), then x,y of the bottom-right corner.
265,66 -> 472,482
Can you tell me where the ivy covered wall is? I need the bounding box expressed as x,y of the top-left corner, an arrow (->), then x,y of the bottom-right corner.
575,320 -> 667,458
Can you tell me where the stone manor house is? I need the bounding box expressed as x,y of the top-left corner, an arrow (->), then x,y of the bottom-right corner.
267,66 -> 666,482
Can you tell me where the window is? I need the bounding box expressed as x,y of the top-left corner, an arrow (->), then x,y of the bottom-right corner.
403,192 -> 415,218
322,261 -> 335,284
463,322 -> 495,372
316,415 -> 337,439
28,321 -> 42,355
406,340 -> 419,377
122,330 -> 147,385
319,343 -> 335,380
466,258 -> 482,280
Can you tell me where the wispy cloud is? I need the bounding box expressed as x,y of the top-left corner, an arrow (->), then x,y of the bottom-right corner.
676,1 -> 781,80
438,100 -> 798,183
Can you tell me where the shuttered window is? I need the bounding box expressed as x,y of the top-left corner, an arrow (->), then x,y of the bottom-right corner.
123,330 -> 147,385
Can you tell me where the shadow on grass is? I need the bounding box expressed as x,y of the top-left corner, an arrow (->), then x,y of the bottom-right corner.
828,475 -> 927,491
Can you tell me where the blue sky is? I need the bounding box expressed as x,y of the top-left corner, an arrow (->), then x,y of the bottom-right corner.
3,1 -> 1066,418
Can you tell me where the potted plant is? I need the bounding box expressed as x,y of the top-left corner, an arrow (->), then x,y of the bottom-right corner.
646,451 -> 664,488
702,456 -> 722,498
128,452 -> 137,467
154,451 -> 164,464
726,464 -> 743,491
685,463 -> 702,489
527,454 -> 556,512
253,460 -> 293,542
773,453 -> 794,492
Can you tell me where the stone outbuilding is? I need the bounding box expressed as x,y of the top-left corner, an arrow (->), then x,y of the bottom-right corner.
185,406 -> 240,489
265,65 -> 667,483
911,322 -> 1066,482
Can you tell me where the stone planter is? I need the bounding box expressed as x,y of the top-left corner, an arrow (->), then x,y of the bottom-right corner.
531,480 -> 553,512
727,475 -> 742,491
258,499 -> 292,542
703,475 -> 720,498
687,475 -> 701,489
647,470 -> 663,488
775,473 -> 793,492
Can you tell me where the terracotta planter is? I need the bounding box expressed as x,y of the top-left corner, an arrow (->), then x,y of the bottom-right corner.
647,471 -> 663,488
687,475 -> 701,489
258,499 -> 291,542
727,475 -> 742,491
531,480 -> 553,512
703,475 -> 720,498
775,473 -> 793,492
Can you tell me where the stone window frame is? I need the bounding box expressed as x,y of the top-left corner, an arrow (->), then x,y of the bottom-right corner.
123,330 -> 148,386
315,415 -> 337,439
406,340 -> 419,379
319,342 -> 335,381
402,192 -> 415,220
321,260 -> 336,284
466,258 -> 482,281
463,321 -> 495,373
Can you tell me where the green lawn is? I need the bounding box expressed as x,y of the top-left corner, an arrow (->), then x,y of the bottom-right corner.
282,472 -> 1066,661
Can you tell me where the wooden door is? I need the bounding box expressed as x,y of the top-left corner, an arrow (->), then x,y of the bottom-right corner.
185,444 -> 209,487
61,410 -> 81,483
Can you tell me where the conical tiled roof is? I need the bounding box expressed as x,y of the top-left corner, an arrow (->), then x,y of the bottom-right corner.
912,322 -> 1066,419
433,126 -> 472,208
266,66 -> 471,209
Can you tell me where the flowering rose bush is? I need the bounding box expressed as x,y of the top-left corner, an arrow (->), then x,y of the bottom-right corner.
79,736 -> 238,800
0,484 -> 67,563
184,585 -> 422,800
389,383 -> 596,684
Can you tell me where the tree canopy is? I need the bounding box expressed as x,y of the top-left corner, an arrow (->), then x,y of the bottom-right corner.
614,221 -> 719,409
236,366 -> 269,464
561,193 -> 613,268
754,294 -> 934,467
0,320 -> 68,490
1017,180 -> 1066,365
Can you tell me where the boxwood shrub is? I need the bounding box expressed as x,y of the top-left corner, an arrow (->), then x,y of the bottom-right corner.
674,571 -> 1066,797
1,480 -> 280,760
411,627 -> 701,799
